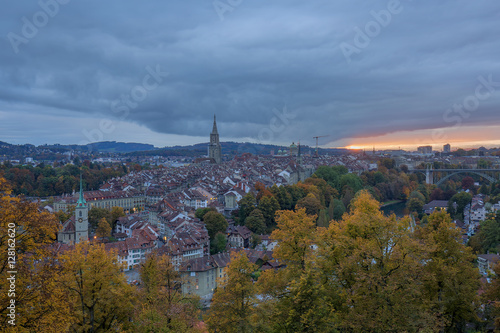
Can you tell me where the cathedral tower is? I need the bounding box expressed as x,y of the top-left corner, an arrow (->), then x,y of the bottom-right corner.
208,114 -> 222,164
74,175 -> 89,243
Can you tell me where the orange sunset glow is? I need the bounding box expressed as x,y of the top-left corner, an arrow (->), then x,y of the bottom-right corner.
329,125 -> 500,151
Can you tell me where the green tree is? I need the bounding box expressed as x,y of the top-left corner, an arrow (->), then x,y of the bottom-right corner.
88,207 -> 111,230
244,209 -> 266,234
238,193 -> 257,224
211,232 -> 227,254
449,192 -> 473,220
329,198 -> 346,221
339,173 -> 363,194
257,195 -> 280,231
195,207 -> 216,220
203,211 -> 228,240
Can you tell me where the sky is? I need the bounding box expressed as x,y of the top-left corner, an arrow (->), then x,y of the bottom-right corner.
1,0 -> 500,150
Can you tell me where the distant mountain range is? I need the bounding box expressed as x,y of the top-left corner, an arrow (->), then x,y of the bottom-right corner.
0,140 -> 356,158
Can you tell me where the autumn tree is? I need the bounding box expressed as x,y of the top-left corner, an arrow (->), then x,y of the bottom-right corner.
256,208 -> 333,332
206,251 -> 258,333
96,217 -> 112,239
58,242 -> 135,332
0,176 -> 70,332
55,204 -> 76,223
415,210 -> 480,332
318,190 -> 430,332
295,193 -> 323,217
135,252 -> 201,332
462,176 -> 475,191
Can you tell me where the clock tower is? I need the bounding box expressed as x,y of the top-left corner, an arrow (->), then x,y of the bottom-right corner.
74,175 -> 89,243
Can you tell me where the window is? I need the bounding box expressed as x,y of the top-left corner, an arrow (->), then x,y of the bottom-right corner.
79,211 -> 82,217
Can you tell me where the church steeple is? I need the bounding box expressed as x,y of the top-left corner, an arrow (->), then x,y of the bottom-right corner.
212,114 -> 218,134
77,174 -> 86,207
208,114 -> 222,164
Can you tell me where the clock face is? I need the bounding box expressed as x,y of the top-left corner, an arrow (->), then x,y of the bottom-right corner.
78,218 -> 83,223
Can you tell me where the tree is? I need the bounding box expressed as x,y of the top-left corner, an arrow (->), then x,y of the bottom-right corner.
256,209 -> 331,332
88,207 -> 111,230
329,198 -> 346,221
238,193 -> 257,223
318,190 -> 430,332
0,176 -> 70,332
110,206 -> 126,227
203,211 -> 228,240
449,192 -> 473,220
206,251 -> 258,333
339,173 -> 363,194
135,252 -> 201,332
58,242 -> 135,332
211,232 -> 227,254
244,209 -> 266,234
269,208 -> 316,271
415,211 -> 480,332
480,183 -> 490,195
461,176 -> 475,191
316,209 -> 330,228
295,193 -> 322,217
470,212 -> 500,253
407,197 -> 425,215
483,263 -> 500,330
257,195 -> 280,231
96,217 -> 112,239
195,207 -> 216,220
55,204 -> 76,223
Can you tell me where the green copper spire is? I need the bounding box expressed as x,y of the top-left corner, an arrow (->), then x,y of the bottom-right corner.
77,174 -> 86,207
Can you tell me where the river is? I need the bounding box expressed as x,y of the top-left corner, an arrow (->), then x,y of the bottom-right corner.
381,201 -> 407,218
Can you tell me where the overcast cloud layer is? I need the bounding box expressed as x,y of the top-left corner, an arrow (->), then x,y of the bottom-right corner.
1,0 -> 500,148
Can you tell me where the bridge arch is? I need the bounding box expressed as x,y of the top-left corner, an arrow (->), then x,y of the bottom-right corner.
435,171 -> 496,186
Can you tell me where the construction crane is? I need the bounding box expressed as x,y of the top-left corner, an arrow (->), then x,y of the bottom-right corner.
313,135 -> 329,158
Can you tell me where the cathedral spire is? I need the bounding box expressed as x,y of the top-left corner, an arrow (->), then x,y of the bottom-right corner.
212,114 -> 218,134
77,174 -> 86,207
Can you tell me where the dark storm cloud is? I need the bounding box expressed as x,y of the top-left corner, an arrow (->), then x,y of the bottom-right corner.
1,0 -> 500,146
